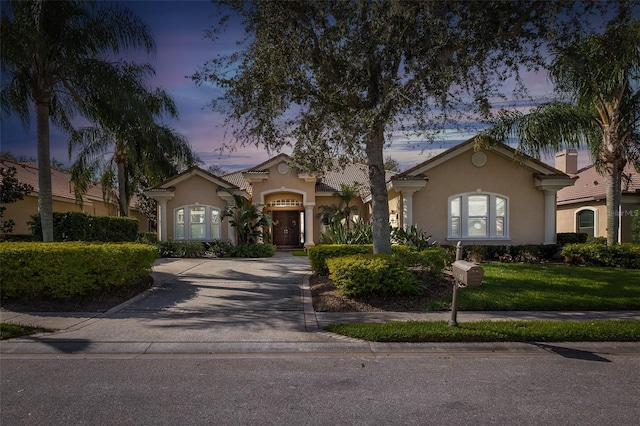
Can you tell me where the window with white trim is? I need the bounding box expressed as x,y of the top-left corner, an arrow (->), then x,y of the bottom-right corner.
174,205 -> 221,240
448,193 -> 508,239
576,209 -> 595,237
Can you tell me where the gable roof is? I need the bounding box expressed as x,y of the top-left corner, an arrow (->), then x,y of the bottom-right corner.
397,138 -> 571,178
150,166 -> 239,190
557,163 -> 640,204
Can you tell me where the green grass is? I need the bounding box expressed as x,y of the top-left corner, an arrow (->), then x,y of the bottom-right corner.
424,263 -> 640,311
292,250 -> 308,256
325,320 -> 640,342
0,322 -> 53,340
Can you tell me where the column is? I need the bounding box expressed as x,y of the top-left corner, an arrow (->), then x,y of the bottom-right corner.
543,189 -> 557,244
159,200 -> 168,242
402,191 -> 415,229
304,204 -> 315,247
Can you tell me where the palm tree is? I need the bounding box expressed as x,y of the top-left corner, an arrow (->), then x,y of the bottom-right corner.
0,0 -> 154,241
478,16 -> 640,244
68,63 -> 197,217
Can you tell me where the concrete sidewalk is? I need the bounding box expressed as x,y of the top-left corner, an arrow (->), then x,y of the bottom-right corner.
2,252 -> 639,355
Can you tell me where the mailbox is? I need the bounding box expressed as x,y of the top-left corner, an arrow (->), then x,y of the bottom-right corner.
452,260 -> 483,286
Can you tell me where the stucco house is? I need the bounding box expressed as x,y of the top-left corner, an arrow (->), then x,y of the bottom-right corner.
145,139 -> 576,247
0,157 -> 149,235
555,149 -> 640,242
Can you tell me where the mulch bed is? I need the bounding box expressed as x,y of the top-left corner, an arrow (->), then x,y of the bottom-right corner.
309,270 -> 455,312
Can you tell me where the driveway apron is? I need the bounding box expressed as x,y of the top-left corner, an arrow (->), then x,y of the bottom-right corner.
8,253 -> 333,346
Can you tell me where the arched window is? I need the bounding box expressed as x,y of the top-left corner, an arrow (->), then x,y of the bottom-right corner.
577,209 -> 596,237
448,193 -> 508,239
175,205 -> 221,240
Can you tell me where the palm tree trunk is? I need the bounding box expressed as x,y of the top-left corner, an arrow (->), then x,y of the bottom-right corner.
605,166 -> 622,245
117,158 -> 129,217
366,123 -> 391,254
36,101 -> 54,242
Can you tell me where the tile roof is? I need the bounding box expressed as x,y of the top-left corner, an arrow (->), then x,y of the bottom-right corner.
0,158 -> 106,202
557,163 -> 640,203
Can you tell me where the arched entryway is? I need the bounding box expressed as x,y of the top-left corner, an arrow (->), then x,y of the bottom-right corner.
264,192 -> 305,248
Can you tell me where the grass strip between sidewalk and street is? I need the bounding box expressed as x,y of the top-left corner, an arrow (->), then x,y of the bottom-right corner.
324,320 -> 640,342
0,322 -> 54,340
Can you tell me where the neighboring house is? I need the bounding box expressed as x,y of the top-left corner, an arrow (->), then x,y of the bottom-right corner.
556,149 -> 640,243
146,139 -> 576,247
0,157 -> 149,235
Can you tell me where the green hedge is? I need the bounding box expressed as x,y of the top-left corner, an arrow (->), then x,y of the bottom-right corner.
0,242 -> 157,300
557,233 -> 588,246
157,240 -> 275,258
229,244 -> 276,258
460,244 -> 561,263
308,244 -> 451,274
561,243 -> 640,269
327,254 -> 419,296
30,212 -> 139,242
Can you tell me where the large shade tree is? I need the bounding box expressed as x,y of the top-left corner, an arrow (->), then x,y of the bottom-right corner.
0,0 -> 154,241
68,63 -> 197,217
477,11 -> 640,244
193,0 -> 589,253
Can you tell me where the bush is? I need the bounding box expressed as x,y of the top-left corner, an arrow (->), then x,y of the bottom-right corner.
327,254 -> 419,297
0,242 -> 157,300
391,225 -> 437,249
390,245 -> 451,274
557,233 -> 588,246
561,243 -> 640,269
0,234 -> 36,242
586,236 -> 607,245
137,232 -> 158,245
633,208 -> 640,244
30,212 -> 138,242
229,243 -> 276,258
205,240 -> 234,257
308,244 -> 376,274
454,244 -> 561,263
308,244 -> 451,274
158,240 -> 207,258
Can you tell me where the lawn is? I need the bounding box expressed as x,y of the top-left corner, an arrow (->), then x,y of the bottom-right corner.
424,263 -> 640,311
324,320 -> 640,342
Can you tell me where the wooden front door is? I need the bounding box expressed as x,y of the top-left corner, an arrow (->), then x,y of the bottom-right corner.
272,211 -> 301,246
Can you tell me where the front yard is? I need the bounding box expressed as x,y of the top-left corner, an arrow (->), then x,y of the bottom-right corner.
311,263 -> 640,312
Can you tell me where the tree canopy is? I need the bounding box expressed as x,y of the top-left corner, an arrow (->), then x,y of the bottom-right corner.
1,0 -> 155,241
194,0 -> 593,253
477,9 -> 640,244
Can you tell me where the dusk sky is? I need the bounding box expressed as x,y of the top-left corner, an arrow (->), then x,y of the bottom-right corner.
1,0 -> 574,173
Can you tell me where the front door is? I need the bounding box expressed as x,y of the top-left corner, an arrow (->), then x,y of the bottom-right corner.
272,211 -> 301,246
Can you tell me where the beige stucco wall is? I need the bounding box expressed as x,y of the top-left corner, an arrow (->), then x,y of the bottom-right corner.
164,174 -> 229,241
409,149 -> 547,245
558,199 -> 639,243
388,189 -> 401,229
2,194 -> 146,235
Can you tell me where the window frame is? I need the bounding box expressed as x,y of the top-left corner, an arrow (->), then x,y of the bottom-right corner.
575,207 -> 597,237
448,192 -> 510,240
174,205 -> 222,240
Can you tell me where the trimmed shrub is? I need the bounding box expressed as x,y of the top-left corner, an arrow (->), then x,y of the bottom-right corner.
452,244 -> 561,263
158,240 -> 207,258
0,234 -> 37,242
327,254 -> 419,296
561,243 -> 640,269
557,233 -> 588,246
30,212 -> 138,242
0,242 -> 157,300
229,243 -> 276,258
390,245 -> 451,274
308,244 -> 373,274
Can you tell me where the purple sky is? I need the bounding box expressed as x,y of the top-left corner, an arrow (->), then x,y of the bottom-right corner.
2,0 -> 587,173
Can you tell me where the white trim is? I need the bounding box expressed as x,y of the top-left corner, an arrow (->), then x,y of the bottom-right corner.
173,204 -> 222,240
447,192 -> 510,240
259,187 -> 308,205
574,206 -> 598,237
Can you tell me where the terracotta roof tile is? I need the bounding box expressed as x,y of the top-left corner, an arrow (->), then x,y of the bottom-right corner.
557,163 -> 640,203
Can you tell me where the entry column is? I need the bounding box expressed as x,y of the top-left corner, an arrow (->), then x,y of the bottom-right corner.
304,203 -> 315,247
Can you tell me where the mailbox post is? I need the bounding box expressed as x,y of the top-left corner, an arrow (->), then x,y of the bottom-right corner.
449,242 -> 484,327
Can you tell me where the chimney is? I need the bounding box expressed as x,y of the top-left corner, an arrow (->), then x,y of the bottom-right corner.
555,149 -> 578,175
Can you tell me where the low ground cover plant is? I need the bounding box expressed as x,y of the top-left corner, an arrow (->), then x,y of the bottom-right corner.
561,243 -> 640,268
0,322 -> 53,340
425,263 -> 640,311
324,320 -> 640,342
0,242 -> 157,300
157,240 -> 275,258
